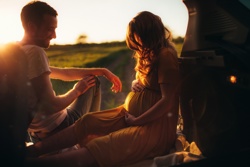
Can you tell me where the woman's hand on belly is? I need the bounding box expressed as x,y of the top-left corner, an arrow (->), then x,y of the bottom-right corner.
131,79 -> 145,92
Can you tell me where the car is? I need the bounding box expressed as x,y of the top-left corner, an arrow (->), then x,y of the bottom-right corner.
178,0 -> 250,166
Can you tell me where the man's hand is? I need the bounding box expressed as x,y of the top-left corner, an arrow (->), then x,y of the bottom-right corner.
104,69 -> 122,93
73,75 -> 96,96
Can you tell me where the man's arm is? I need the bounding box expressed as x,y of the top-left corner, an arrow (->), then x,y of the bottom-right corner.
50,66 -> 104,80
50,66 -> 122,93
31,72 -> 96,115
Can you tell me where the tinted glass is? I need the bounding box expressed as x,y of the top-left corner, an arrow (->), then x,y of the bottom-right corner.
239,0 -> 250,9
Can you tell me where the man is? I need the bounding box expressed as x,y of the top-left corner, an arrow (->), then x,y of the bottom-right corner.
19,1 -> 122,142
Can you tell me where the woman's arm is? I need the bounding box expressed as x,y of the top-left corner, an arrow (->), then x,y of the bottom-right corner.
50,66 -> 122,93
125,66 -> 180,126
124,82 -> 179,126
125,48 -> 180,126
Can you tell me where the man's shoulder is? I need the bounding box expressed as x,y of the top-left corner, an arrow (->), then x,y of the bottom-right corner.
20,44 -> 46,57
21,44 -> 44,51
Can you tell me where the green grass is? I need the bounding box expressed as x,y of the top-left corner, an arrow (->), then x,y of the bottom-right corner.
175,43 -> 183,57
47,45 -> 128,67
85,48 -> 134,81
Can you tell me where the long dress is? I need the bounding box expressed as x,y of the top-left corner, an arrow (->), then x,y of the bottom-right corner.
74,47 -> 180,167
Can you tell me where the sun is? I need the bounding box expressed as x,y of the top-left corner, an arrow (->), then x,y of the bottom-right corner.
0,11 -> 24,45
0,22 -> 23,45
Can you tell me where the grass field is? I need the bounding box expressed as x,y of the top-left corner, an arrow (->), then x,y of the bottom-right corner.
47,44 -> 128,67
47,42 -> 183,109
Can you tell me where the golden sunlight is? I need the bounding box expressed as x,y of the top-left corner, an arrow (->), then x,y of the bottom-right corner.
0,15 -> 23,45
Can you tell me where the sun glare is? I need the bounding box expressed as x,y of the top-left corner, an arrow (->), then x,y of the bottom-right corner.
0,13 -> 23,45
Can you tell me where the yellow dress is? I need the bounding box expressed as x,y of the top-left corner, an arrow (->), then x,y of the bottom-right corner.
74,47 -> 180,167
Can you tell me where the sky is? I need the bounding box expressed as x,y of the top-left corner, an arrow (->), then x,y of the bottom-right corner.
0,0 -> 188,45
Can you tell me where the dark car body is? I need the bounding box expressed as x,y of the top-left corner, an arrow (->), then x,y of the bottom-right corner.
178,0 -> 250,166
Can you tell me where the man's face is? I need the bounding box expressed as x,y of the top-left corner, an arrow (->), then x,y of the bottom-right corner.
33,14 -> 57,48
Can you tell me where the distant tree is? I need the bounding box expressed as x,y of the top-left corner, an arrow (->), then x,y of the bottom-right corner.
173,36 -> 184,44
76,34 -> 88,44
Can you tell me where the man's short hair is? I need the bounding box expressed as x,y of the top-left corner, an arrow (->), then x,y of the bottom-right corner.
21,1 -> 58,29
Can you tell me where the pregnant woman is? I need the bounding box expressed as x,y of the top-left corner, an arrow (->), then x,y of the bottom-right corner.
26,11 -> 180,167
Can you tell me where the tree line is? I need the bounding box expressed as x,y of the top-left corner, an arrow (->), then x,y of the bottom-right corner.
76,34 -> 184,45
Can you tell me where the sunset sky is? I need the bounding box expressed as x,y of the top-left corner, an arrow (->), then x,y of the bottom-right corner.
0,0 -> 188,45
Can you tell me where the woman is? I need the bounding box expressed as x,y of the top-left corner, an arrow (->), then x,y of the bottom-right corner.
26,11 -> 180,167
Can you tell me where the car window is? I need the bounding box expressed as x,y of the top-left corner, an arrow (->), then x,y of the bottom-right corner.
239,0 -> 250,9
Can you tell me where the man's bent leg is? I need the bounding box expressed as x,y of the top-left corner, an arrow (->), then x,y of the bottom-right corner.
29,77 -> 101,142
68,76 -> 101,118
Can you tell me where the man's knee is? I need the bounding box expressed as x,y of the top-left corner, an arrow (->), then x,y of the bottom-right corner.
91,76 -> 101,96
94,76 -> 100,88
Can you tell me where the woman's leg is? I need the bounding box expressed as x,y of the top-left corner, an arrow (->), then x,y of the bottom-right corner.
26,147 -> 98,167
26,124 -> 78,157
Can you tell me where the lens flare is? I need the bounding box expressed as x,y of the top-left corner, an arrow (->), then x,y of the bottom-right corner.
229,75 -> 237,84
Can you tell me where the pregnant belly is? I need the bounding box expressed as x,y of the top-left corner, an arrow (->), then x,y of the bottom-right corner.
124,89 -> 161,117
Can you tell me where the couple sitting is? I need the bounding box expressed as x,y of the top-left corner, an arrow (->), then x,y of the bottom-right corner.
18,1 -> 186,167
